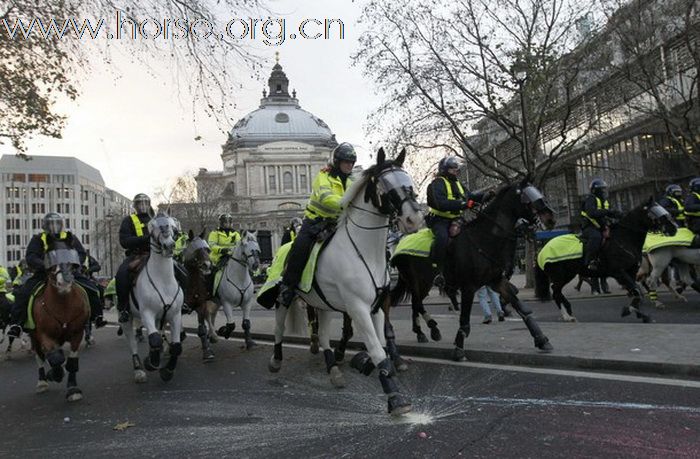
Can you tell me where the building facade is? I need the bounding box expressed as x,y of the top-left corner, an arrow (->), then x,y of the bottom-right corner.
194,59 -> 338,260
0,155 -> 130,273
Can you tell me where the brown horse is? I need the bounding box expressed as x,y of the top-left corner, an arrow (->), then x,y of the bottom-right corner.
31,245 -> 90,402
183,231 -> 216,362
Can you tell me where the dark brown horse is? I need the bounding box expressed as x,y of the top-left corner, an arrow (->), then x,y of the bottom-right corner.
182,231 -> 216,362
31,244 -> 90,401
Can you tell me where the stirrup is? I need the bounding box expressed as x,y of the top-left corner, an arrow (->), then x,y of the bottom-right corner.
433,273 -> 445,288
118,309 -> 131,323
7,324 -> 22,339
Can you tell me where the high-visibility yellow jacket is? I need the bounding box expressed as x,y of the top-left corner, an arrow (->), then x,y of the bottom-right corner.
208,229 -> 241,265
0,266 -> 9,293
304,170 -> 352,220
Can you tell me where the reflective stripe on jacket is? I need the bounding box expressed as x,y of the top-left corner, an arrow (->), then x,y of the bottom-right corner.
304,170 -> 351,220
429,177 -> 465,219
581,197 -> 609,228
130,214 -> 145,237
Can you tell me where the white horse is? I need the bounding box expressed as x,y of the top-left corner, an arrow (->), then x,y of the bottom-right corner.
269,148 -> 423,416
207,230 -> 260,349
121,213 -> 184,383
642,246 -> 700,308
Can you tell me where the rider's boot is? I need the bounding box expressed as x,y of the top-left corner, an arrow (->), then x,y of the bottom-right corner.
276,283 -> 296,308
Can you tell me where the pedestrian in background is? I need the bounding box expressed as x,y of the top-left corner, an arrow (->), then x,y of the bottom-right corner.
477,286 -> 505,324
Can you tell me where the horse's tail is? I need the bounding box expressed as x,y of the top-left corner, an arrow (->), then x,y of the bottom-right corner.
285,298 -> 308,337
390,274 -> 412,307
534,264 -> 552,301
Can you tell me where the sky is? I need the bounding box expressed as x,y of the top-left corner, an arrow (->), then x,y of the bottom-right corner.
0,0 -> 382,201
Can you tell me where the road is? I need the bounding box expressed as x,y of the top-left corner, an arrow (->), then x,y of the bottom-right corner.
1,323 -> 699,458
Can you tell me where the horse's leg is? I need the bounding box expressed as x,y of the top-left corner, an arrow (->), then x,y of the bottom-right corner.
141,311 -> 162,372
447,289 -> 460,312
646,255 -> 667,309
618,271 -> 652,323
500,281 -> 553,352
306,305 -> 319,355
412,295 -> 428,343
420,306 -> 441,342
206,302 -> 219,343
317,309 -> 345,388
120,318 -> 146,383
241,292 -> 256,350
552,281 -> 575,322
36,333 -> 65,383
34,352 -> 49,393
217,298 -> 236,340
382,299 -> 408,372
84,320 -> 94,347
66,337 -> 83,402
348,306 -> 411,415
334,313 -> 353,362
159,311 -> 182,382
268,304 -> 289,372
451,286 -> 475,361
198,306 -> 215,362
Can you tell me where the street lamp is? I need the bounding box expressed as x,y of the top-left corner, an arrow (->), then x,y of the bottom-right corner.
513,63 -> 530,168
105,211 -> 114,277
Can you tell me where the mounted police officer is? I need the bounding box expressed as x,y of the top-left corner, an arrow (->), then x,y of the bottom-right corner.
276,142 -> 357,308
172,218 -> 189,262
208,213 -> 241,275
281,217 -> 303,245
580,178 -> 623,271
659,184 -> 685,227
683,178 -> 700,246
115,193 -> 154,323
7,213 -> 106,338
427,156 -> 493,286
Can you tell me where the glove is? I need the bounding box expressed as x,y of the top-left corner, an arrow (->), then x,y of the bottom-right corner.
220,248 -> 231,257
460,200 -> 471,210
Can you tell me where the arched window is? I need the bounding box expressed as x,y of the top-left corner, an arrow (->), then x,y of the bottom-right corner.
283,171 -> 293,192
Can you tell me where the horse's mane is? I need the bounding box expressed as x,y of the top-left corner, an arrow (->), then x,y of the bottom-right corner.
337,166 -> 378,228
478,182 -> 514,215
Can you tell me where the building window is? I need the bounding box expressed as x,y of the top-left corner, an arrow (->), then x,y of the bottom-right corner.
299,174 -> 307,192
269,174 -> 277,193
283,172 -> 293,192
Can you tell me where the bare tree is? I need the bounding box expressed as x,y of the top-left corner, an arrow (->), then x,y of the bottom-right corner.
601,0 -> 699,170
354,0 -> 603,188
1,0 -> 272,155
155,172 -> 223,233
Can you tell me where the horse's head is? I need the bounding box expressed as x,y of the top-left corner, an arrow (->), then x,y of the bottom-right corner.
363,147 -> 423,233
512,175 -> 556,230
44,245 -> 80,295
636,197 -> 678,236
183,234 -> 212,275
239,230 -> 261,273
148,213 -> 177,257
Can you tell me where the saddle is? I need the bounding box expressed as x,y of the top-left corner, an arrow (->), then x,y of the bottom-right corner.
128,253 -> 149,288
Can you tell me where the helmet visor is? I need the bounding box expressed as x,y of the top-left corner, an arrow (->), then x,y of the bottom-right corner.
134,198 -> 151,214
45,218 -> 63,235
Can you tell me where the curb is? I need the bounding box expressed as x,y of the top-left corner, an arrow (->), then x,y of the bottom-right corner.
181,326 -> 700,380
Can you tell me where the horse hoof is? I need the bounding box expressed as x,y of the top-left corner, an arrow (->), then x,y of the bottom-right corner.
245,339 -> 257,350
642,315 -> 654,324
621,306 -> 631,317
393,357 -> 409,372
66,388 -> 83,402
654,302 -> 666,310
452,348 -> 467,362
180,331 -> 187,342
417,333 -> 429,344
329,366 -> 346,388
208,335 -> 218,344
36,380 -> 49,393
203,350 -> 215,362
134,370 -> 147,383
535,337 -> 553,352
310,336 -> 320,355
430,328 -> 442,342
268,356 -> 282,373
144,356 -> 158,372
334,349 -> 345,363
388,395 -> 412,416
159,368 -> 174,382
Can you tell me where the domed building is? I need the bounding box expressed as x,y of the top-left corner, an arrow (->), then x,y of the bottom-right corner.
195,57 -> 338,260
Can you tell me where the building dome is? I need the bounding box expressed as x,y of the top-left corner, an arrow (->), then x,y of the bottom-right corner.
228,60 -> 336,148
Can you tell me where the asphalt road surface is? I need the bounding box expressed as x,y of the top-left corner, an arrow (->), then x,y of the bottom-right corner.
1,326 -> 698,458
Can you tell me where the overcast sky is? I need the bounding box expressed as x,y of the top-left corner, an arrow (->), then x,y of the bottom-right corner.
1,0 -> 381,201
